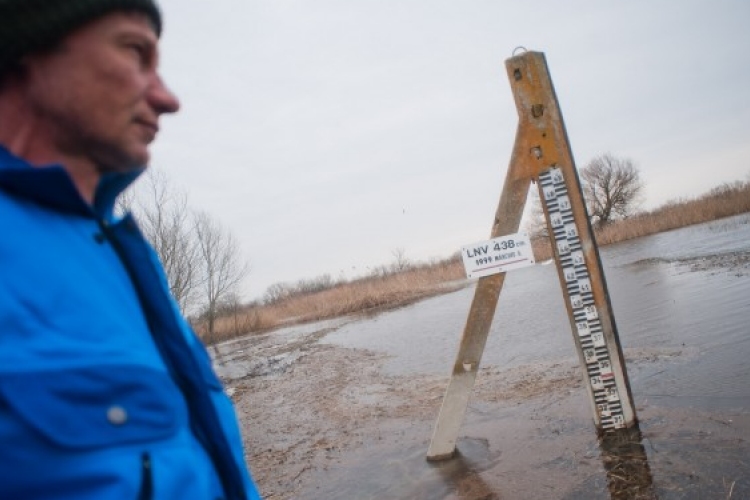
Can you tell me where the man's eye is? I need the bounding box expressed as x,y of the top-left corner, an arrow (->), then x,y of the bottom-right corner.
127,43 -> 152,66
129,44 -> 145,57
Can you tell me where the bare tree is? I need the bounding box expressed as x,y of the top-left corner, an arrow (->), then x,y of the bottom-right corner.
220,292 -> 256,339
194,210 -> 249,344
263,282 -> 293,305
120,170 -> 202,314
121,171 -> 252,340
524,189 -> 549,240
391,247 -> 410,273
581,153 -> 644,227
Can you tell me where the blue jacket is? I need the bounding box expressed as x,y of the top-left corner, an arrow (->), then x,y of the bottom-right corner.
0,146 -> 262,500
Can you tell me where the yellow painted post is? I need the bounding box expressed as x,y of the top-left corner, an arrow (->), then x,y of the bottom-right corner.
427,51 -> 637,461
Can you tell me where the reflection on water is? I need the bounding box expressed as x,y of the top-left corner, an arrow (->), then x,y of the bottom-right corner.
599,425 -> 654,500
298,437 -> 502,500
430,441 -> 500,500
429,426 -> 656,500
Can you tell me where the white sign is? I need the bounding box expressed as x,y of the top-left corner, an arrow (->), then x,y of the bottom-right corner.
461,232 -> 535,279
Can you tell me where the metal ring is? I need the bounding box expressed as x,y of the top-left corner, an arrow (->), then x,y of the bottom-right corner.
512,46 -> 528,56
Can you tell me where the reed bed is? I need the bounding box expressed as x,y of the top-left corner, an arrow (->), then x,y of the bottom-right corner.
197,256 -> 465,344
199,180 -> 749,344
595,181 -> 750,245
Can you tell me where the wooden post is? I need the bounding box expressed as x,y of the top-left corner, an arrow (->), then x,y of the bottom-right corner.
427,51 -> 637,461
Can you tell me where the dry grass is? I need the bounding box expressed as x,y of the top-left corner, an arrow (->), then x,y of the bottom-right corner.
198,180 -> 750,344
533,180 -> 750,260
196,257 -> 466,344
595,181 -> 750,245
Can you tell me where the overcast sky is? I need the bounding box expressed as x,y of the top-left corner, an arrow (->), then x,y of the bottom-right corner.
147,0 -> 750,300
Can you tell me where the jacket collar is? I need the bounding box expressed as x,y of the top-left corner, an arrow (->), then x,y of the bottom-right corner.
0,145 -> 143,220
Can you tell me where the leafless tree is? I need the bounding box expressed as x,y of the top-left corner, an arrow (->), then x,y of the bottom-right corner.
219,293 -> 256,339
581,153 -> 644,228
194,210 -> 249,344
263,282 -> 293,305
391,247 -> 410,272
120,170 -> 202,314
524,189 -> 549,240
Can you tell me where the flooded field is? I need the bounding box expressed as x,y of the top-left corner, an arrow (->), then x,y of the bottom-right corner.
216,214 -> 750,499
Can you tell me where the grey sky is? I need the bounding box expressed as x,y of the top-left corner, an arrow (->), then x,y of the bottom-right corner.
149,0 -> 750,300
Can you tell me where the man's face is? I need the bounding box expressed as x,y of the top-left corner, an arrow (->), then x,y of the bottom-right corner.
22,11 -> 180,172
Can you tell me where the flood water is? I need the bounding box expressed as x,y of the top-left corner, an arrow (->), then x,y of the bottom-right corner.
313,214 -> 750,498
324,215 -> 750,405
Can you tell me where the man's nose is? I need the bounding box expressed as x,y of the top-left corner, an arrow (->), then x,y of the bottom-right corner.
148,73 -> 181,114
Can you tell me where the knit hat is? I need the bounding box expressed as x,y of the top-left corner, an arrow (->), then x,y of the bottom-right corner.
0,0 -> 162,75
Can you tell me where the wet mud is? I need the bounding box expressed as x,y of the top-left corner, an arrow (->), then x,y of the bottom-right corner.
217,216 -> 750,499
629,250 -> 750,277
222,335 -> 749,499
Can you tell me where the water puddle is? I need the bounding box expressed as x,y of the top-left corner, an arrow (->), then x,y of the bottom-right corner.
213,317 -> 353,379
297,437 -> 502,500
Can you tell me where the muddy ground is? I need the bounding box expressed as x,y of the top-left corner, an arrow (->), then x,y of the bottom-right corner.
214,251 -> 750,499
215,335 -> 748,499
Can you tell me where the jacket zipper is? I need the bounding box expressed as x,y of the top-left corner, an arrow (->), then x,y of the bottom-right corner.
138,452 -> 153,500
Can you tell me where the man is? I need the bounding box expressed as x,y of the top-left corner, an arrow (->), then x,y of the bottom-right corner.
0,1 -> 262,498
